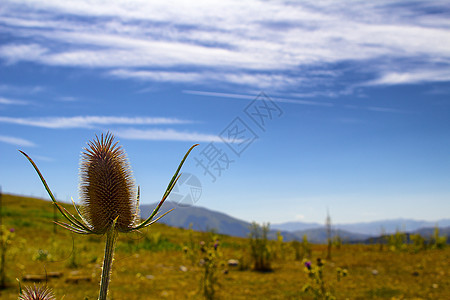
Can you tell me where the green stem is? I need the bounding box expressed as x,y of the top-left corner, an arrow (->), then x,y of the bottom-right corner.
99,223 -> 118,300
0,239 -> 5,289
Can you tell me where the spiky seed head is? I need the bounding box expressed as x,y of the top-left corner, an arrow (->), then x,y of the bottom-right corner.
18,284 -> 56,300
79,133 -> 137,234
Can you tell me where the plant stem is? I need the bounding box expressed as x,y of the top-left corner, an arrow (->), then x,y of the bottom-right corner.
0,186 -> 6,289
99,222 -> 118,300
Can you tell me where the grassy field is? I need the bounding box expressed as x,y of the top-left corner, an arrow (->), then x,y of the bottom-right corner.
0,194 -> 449,299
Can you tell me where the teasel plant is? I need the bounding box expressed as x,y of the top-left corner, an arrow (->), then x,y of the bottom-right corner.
20,133 -> 198,300
18,282 -> 56,300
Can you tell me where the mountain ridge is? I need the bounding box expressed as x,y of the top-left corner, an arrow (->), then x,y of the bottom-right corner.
140,202 -> 449,243
272,218 -> 450,236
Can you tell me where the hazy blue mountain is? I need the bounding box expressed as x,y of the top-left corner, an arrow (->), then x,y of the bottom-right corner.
271,221 -> 322,232
140,201 -> 251,237
290,228 -> 371,244
362,226 -> 450,244
412,226 -> 450,240
335,219 -> 450,236
140,202 -> 297,240
273,218 -> 450,236
140,202 -> 449,243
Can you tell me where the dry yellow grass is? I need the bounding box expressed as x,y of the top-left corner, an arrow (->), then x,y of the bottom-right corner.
0,194 -> 449,299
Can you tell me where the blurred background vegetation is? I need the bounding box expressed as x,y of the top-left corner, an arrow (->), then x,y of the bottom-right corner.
0,193 -> 448,299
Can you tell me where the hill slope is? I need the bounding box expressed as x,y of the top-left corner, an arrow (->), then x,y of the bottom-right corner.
140,202 -> 299,241
142,202 -> 449,243
140,201 -> 251,237
291,228 -> 371,244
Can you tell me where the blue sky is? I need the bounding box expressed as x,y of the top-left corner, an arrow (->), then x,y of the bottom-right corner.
1,0 -> 449,224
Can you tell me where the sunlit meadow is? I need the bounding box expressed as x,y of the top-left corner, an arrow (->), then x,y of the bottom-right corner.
0,194 -> 449,299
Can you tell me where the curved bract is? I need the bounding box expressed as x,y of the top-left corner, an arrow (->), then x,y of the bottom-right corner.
19,134 -> 198,235
20,133 -> 198,300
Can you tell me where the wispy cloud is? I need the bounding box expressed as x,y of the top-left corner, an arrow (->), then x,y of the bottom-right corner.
295,214 -> 305,221
0,43 -> 47,64
0,97 -> 29,105
109,70 -> 207,83
183,90 -> 333,107
184,89 -> 411,113
0,115 -> 230,143
0,0 -> 449,90
0,135 -> 35,147
28,154 -> 54,162
109,69 -> 298,89
366,106 -> 407,113
363,69 -> 450,86
0,84 -> 45,95
0,116 -> 193,129
57,96 -> 78,102
114,128 -> 229,143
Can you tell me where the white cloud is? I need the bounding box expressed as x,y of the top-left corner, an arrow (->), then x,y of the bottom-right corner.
0,135 -> 35,147
30,155 -> 54,162
366,106 -> 407,113
57,96 -> 77,102
295,214 -> 305,220
0,116 -> 193,129
0,84 -> 45,95
110,69 -> 207,83
1,0 -> 449,88
0,115 -> 231,143
184,89 -> 408,113
0,44 -> 47,64
0,97 -> 28,105
114,128 -> 228,143
183,90 -> 333,106
364,69 -> 450,86
110,69 -> 299,89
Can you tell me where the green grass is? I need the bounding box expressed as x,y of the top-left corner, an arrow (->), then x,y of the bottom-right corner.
366,287 -> 402,298
0,193 -> 449,299
117,235 -> 181,253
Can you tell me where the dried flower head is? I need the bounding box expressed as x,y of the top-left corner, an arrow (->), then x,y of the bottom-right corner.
79,133 -> 137,234
18,284 -> 56,300
19,133 -> 198,235
20,135 -> 197,300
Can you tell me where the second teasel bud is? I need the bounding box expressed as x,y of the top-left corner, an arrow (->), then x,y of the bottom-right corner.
18,284 -> 56,300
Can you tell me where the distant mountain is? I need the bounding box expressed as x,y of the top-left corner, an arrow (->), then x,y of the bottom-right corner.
140,202 -> 297,240
273,218 -> 450,236
140,202 -> 372,243
361,226 -> 450,244
140,202 -> 251,237
140,202 -> 449,244
271,221 -> 322,232
290,228 -> 371,244
336,219 -> 450,236
411,226 -> 450,242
